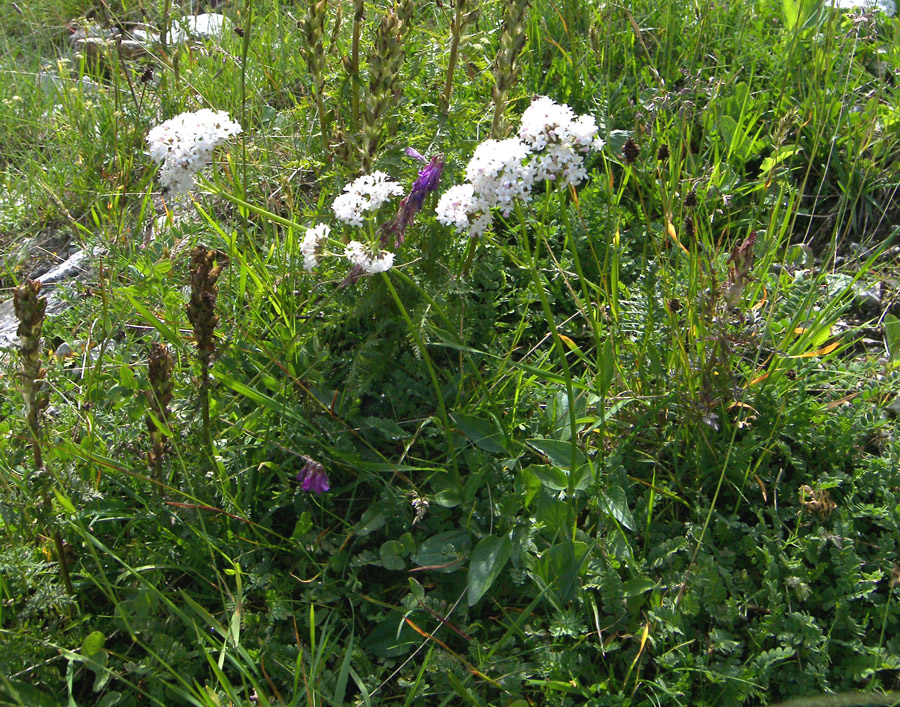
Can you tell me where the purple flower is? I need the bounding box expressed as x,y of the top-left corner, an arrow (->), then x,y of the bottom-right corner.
381,153 -> 445,248
296,457 -> 330,494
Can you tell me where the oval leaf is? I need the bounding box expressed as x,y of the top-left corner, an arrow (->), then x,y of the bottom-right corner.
468,535 -> 513,606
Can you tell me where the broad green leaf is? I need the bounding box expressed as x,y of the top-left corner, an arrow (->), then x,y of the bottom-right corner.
361,611 -> 420,658
535,541 -> 591,604
467,535 -> 513,606
623,578 -> 658,597
452,413 -> 508,454
885,314 -> 900,363
81,631 -> 106,657
380,540 -> 407,571
530,464 -> 568,491
527,439 -> 585,470
353,507 -> 386,537
602,486 -> 635,530
412,530 -> 470,572
0,680 -> 59,707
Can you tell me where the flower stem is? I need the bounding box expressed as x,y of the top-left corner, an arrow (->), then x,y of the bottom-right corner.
380,272 -> 461,492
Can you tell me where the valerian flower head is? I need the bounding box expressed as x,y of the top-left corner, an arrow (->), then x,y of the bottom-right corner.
146,109 -> 242,197
465,137 -> 534,216
435,183 -> 492,238
345,240 -> 395,274
332,171 -> 404,226
300,223 -> 331,271
297,456 -> 330,494
435,96 -> 604,238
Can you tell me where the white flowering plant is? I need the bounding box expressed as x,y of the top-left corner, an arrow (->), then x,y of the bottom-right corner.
146,109 -> 242,198
436,95 -> 604,240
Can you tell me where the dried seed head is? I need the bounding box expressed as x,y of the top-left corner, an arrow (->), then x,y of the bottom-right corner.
622,136 -> 640,165
187,247 -> 227,365
656,144 -> 670,161
684,188 -> 698,208
683,215 -> 695,240
147,343 -> 175,419
14,280 -> 49,439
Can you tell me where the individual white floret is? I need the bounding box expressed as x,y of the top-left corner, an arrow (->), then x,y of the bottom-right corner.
301,223 -> 330,271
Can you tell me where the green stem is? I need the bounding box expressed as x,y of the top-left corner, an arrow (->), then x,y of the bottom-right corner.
380,272 -> 461,491
441,11 -> 463,112
515,203 -> 581,505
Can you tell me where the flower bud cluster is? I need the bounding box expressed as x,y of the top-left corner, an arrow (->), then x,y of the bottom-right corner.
146,109 -> 242,196
436,96 -> 603,238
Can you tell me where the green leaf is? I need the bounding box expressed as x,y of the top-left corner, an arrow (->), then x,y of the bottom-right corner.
452,413 -> 508,454
81,630 -> 106,657
884,314 -> 900,363
623,578 -> 658,597
120,287 -> 183,346
53,488 -> 76,516
380,540 -> 407,571
291,512 -> 312,540
467,535 -> 513,606
353,507 -> 386,537
530,464 -> 568,491
518,467 -> 542,508
598,336 -> 616,399
362,611 -> 420,658
527,439 -> 586,470
412,530 -> 470,572
602,486 -> 635,530
0,680 -> 60,707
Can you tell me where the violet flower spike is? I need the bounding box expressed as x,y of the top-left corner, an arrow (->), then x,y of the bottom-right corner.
297,456 -> 330,494
405,146 -> 427,162
381,154 -> 445,248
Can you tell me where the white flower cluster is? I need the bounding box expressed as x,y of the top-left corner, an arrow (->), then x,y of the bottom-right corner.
436,96 -> 603,238
332,171 -> 404,226
345,241 -> 395,274
146,109 -> 242,197
300,223 -> 330,271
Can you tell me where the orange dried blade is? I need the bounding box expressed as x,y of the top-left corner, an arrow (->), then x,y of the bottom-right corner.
726,401 -> 759,414
404,618 -> 501,687
638,622 -> 650,656
409,558 -> 465,572
666,221 -> 690,254
559,334 -> 579,351
751,288 -> 768,311
793,327 -> 808,335
787,341 -> 840,359
754,474 -> 768,502
417,601 -> 473,642
748,372 -> 770,386
405,617 -> 452,651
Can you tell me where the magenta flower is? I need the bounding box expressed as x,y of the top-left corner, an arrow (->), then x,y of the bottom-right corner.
297,457 -> 330,494
381,152 -> 445,247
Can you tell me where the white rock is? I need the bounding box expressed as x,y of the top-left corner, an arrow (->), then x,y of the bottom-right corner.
132,13 -> 232,45
830,0 -> 896,15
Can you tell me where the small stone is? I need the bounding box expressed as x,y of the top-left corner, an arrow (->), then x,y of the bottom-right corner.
55,342 -> 73,359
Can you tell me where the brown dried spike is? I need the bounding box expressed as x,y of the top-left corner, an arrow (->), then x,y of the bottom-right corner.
187,246 -> 226,363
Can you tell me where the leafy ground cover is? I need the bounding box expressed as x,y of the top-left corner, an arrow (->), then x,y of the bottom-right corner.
1,0 -> 899,705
